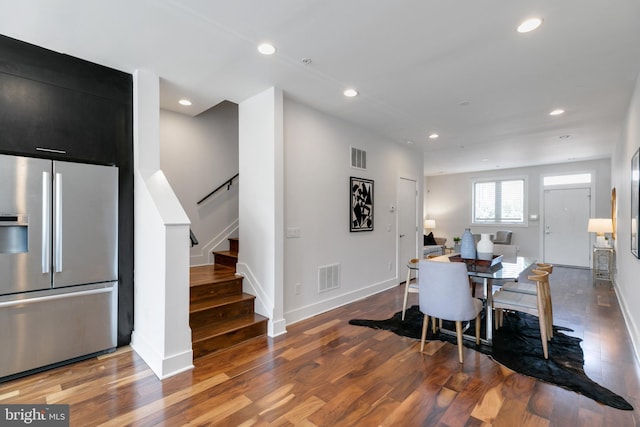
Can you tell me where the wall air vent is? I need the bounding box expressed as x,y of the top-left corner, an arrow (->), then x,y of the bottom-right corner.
318,263 -> 341,293
351,147 -> 367,170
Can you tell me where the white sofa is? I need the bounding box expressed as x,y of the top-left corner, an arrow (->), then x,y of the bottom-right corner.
423,237 -> 446,257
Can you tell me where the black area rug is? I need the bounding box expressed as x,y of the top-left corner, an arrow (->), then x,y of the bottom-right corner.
349,305 -> 633,410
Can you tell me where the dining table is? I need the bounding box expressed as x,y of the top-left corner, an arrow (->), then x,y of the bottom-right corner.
428,254 -> 537,344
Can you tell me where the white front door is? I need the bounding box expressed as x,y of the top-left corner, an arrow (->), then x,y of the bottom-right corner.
543,187 -> 591,267
398,177 -> 417,283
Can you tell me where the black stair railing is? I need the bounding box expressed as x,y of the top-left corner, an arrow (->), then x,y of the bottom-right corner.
197,173 -> 239,205
190,229 -> 199,247
191,173 -> 239,247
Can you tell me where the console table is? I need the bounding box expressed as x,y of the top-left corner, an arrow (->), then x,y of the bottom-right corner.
592,246 -> 614,286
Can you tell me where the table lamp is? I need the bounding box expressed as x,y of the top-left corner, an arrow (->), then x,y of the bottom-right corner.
587,218 -> 613,247
424,219 -> 436,233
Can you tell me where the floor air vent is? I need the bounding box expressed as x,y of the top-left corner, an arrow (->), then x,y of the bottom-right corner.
351,147 -> 367,170
318,263 -> 341,293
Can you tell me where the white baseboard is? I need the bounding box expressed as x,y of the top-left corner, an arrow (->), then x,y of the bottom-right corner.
612,280 -> 640,364
130,331 -> 194,380
284,278 -> 398,326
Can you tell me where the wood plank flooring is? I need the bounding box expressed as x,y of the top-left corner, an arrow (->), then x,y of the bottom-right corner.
1,267 -> 639,425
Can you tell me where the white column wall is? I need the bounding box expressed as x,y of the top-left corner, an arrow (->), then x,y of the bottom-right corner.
130,69 -> 193,378
238,87 -> 286,337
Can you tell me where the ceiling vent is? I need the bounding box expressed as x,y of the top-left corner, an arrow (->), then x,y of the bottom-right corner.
351,147 -> 367,170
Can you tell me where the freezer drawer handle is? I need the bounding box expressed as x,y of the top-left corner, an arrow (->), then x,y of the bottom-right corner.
42,171 -> 51,274
0,287 -> 113,308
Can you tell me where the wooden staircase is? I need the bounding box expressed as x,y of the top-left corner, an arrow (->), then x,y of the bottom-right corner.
190,238 -> 268,359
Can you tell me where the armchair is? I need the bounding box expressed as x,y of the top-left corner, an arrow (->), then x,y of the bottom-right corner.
493,230 -> 513,245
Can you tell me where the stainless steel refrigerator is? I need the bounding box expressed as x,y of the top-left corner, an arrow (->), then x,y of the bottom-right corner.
0,153 -> 118,379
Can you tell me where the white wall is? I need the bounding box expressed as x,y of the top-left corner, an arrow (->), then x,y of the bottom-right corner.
612,72 -> 640,360
238,87 -> 286,337
160,102 -> 239,266
283,98 -> 424,324
424,159 -> 611,259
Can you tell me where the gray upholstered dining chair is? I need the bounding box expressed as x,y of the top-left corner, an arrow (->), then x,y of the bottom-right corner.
418,260 -> 484,363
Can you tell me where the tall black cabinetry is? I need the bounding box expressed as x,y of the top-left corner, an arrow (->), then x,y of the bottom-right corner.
0,35 -> 134,346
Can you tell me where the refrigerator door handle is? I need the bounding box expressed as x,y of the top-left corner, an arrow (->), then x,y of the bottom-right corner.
54,172 -> 63,273
42,171 -> 51,274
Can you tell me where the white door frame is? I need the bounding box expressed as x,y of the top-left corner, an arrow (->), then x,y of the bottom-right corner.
397,176 -> 418,283
539,171 -> 596,266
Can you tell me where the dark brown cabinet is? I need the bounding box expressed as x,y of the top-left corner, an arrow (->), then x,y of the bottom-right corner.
0,71 -> 129,164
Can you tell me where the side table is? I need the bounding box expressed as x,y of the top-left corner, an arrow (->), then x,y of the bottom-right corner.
592,246 -> 614,286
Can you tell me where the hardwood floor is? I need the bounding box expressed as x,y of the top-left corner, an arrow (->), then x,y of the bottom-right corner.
1,267 -> 639,426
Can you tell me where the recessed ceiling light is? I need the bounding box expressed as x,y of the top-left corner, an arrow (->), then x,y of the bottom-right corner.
343,88 -> 359,97
517,18 -> 543,33
257,43 -> 276,55
178,99 -> 192,106
549,109 -> 565,116
406,140 -> 414,145
429,133 -> 439,139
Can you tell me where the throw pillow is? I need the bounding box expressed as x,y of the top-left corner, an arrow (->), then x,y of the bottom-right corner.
424,232 -> 437,246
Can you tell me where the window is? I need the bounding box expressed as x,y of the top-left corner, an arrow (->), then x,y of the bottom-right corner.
543,173 -> 591,186
473,178 -> 525,224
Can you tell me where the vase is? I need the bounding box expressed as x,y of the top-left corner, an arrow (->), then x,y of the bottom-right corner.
477,233 -> 494,260
460,228 -> 476,259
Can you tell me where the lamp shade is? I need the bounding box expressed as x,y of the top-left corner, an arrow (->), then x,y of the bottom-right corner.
424,219 -> 436,229
587,218 -> 613,234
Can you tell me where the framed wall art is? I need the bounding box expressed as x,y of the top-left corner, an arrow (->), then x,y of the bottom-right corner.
350,177 -> 374,232
611,187 -> 617,241
632,148 -> 639,258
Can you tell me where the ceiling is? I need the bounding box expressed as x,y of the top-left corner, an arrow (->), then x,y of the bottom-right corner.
1,0 -> 639,176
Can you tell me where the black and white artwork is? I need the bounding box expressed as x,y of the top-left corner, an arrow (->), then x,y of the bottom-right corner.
350,177 -> 373,232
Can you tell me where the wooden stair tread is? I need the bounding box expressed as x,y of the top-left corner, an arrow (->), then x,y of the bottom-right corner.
192,313 -> 268,342
190,240 -> 267,358
190,293 -> 255,313
212,250 -> 238,257
190,264 -> 240,287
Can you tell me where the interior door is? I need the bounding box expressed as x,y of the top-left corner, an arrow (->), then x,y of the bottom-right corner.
398,177 -> 417,283
543,187 -> 591,267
